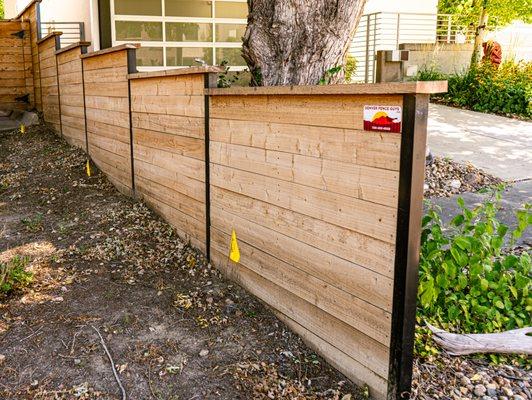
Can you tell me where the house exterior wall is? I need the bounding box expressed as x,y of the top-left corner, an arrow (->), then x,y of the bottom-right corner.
6,0 -> 93,47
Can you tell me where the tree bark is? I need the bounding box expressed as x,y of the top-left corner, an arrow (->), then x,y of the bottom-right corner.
470,2 -> 489,67
242,0 -> 367,86
428,324 -> 532,356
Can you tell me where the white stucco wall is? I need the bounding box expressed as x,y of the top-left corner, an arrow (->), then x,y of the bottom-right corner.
6,0 -> 92,44
363,0 -> 438,14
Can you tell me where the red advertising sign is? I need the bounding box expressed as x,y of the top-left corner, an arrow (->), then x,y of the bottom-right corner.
363,105 -> 402,133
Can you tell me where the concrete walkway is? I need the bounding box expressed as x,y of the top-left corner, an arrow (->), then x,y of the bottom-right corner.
428,104 -> 532,181
427,104 -> 531,245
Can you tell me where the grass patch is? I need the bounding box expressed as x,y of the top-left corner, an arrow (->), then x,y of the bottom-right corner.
0,255 -> 33,295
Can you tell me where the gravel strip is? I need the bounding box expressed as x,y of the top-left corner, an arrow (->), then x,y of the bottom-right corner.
424,156 -> 503,198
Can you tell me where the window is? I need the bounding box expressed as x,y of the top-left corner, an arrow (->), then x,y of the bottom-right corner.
114,0 -> 162,16
137,47 -> 164,66
167,47 -> 213,66
165,0 -> 212,18
115,21 -> 163,41
166,22 -> 213,42
215,1 -> 247,18
215,23 -> 246,42
216,47 -> 245,65
111,0 -> 248,70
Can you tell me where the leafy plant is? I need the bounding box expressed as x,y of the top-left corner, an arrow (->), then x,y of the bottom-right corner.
417,188 -> 531,361
0,255 -> 33,295
412,65 -> 446,82
319,66 -> 342,85
415,60 -> 532,119
21,212 -> 44,232
344,56 -> 357,83
217,59 -> 245,88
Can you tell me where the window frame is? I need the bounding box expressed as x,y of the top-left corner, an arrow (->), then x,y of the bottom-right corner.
110,0 -> 248,71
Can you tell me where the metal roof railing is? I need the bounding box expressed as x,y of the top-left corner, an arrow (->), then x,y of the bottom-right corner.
39,21 -> 85,48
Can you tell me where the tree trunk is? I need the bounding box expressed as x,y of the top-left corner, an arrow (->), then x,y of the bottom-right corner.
470,2 -> 489,67
242,0 -> 367,86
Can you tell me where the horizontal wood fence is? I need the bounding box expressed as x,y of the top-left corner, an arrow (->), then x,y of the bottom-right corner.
0,25 -> 447,399
0,20 -> 33,110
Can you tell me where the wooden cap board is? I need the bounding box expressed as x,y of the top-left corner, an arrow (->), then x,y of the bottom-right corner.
55,41 -> 91,55
206,80 -> 448,96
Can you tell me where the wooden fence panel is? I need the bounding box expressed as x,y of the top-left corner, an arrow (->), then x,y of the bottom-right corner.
81,45 -> 137,196
129,71 -> 209,252
56,42 -> 89,149
37,32 -> 61,132
18,1 -> 40,110
0,23 -> 445,396
0,20 -> 33,110
209,92 -> 403,400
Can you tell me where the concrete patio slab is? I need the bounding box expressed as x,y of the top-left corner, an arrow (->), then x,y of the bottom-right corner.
428,104 -> 532,181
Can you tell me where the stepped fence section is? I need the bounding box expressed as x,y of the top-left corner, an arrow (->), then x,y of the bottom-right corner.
0,20 -> 447,400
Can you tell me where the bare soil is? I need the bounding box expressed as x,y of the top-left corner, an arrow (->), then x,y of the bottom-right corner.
0,124 -> 362,400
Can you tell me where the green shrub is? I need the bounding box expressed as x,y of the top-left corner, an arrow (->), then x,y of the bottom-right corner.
344,56 -> 357,83
0,255 -> 33,295
417,189 -> 531,362
416,60 -> 532,119
412,65 -> 446,82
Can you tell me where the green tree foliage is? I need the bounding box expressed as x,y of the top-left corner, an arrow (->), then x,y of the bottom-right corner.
0,0 -> 4,19
439,0 -> 532,27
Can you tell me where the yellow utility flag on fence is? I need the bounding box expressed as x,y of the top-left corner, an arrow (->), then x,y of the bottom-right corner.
86,160 -> 91,177
229,229 -> 240,263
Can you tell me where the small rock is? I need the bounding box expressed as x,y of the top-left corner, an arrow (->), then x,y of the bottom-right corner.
450,179 -> 462,189
487,383 -> 498,396
502,388 -> 513,397
199,349 -> 209,357
474,384 -> 487,397
74,358 -> 81,365
461,376 -> 472,386
512,396 -> 524,400
0,354 -> 5,364
52,296 -> 64,302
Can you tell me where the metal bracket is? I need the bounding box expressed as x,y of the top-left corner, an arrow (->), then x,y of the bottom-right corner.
11,30 -> 26,39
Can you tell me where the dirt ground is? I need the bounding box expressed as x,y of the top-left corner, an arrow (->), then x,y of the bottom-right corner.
0,124 -> 362,400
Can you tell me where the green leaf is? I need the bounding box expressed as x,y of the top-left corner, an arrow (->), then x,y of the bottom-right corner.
454,236 -> 471,251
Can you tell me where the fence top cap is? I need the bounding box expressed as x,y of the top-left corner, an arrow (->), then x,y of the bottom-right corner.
36,31 -> 62,45
206,80 -> 448,96
128,66 -> 225,80
55,41 -> 91,56
81,43 -> 140,60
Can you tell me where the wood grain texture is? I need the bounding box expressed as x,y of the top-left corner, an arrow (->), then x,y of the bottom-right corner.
209,92 -> 402,397
130,74 -> 207,250
57,46 -> 85,148
37,34 -> 60,131
0,21 -> 33,110
82,49 -> 132,191
210,246 -> 389,397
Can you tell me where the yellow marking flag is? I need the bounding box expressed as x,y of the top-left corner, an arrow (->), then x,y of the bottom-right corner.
229,229 -> 240,263
86,159 -> 91,177
19,124 -> 26,134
